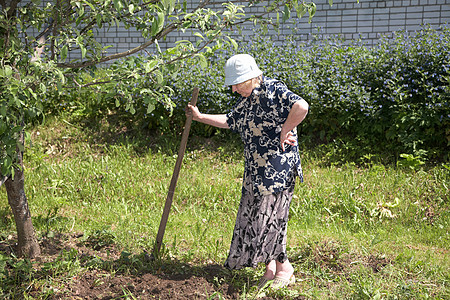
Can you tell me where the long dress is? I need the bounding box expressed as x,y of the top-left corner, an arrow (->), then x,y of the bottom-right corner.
223,76 -> 304,270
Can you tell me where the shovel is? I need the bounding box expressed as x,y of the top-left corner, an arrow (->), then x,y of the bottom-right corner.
152,87 -> 199,257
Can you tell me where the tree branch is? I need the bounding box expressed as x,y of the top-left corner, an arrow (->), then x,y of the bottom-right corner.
55,0 -> 235,69
3,0 -> 21,18
78,0 -> 160,36
49,0 -> 60,60
66,22 -> 226,89
57,22 -> 178,69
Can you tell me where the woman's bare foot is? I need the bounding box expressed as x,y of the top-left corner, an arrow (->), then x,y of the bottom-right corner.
269,260 -> 295,289
262,260 -> 276,280
275,259 -> 294,280
257,260 -> 277,290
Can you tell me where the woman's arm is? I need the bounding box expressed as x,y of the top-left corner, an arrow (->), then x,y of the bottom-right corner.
280,99 -> 309,151
187,104 -> 229,129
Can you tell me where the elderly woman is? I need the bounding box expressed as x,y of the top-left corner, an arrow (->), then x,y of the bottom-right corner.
187,54 -> 308,289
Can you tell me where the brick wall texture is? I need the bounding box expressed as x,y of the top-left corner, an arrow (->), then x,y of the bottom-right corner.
98,0 -> 450,60
26,0 -> 450,61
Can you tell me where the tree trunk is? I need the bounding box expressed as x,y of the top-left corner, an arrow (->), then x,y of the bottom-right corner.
4,153 -> 41,258
0,0 -> 40,258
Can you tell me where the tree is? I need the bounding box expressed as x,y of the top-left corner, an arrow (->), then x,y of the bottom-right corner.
0,0 -> 331,258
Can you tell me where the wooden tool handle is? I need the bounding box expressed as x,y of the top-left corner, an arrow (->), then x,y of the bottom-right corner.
153,87 -> 199,256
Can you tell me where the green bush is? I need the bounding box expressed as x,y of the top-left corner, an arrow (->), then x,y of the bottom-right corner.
167,25 -> 449,163
41,26 -> 449,164
353,27 -> 449,162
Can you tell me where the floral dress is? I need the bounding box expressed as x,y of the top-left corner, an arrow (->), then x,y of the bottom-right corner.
224,76 -> 304,270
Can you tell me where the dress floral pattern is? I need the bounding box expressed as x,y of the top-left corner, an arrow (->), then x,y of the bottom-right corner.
224,76 -> 304,270
226,76 -> 303,197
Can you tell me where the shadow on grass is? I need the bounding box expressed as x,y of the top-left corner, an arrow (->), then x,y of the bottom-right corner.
1,232 -> 402,299
0,232 -> 255,299
38,112 -> 243,160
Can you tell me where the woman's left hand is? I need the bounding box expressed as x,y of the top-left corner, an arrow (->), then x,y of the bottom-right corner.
279,100 -> 309,151
280,131 -> 296,151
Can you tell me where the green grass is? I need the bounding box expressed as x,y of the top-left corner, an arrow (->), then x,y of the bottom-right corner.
1,115 -> 449,299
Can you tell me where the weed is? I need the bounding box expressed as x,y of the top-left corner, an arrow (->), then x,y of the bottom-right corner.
398,153 -> 426,170
84,228 -> 116,251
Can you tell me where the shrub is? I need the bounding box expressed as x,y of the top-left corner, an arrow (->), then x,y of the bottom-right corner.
41,26 -> 449,163
167,25 -> 449,163
350,26 -> 449,162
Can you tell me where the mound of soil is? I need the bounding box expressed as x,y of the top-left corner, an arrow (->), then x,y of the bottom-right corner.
2,233 -> 241,299
63,269 -> 234,299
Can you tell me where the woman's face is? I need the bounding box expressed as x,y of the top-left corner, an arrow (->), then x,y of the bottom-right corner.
232,78 -> 259,98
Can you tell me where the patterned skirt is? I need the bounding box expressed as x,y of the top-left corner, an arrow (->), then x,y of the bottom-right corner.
224,174 -> 295,270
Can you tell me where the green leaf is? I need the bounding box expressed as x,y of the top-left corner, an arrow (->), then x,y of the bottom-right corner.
182,20 -> 192,29
206,28 -> 221,38
204,46 -> 212,55
157,12 -> 165,32
129,4 -> 135,14
162,0 -> 175,14
40,83 -> 47,94
83,0 -> 95,11
96,13 -> 102,27
151,12 -> 165,36
155,39 -> 162,54
283,4 -> 290,22
28,88 -> 37,100
295,3 -> 307,19
194,32 -> 204,40
55,68 -> 66,85
61,45 -> 68,60
113,0 -> 120,11
17,140 -> 25,152
80,45 -> 87,59
0,122 -> 6,135
329,0 -> 333,6
144,60 -> 158,73
76,6 -> 85,26
147,102 -> 155,114
140,88 -> 152,96
154,70 -> 163,85
308,3 -> 317,23
4,66 -> 12,77
196,53 -> 208,69
226,36 -> 238,51
1,156 -> 12,177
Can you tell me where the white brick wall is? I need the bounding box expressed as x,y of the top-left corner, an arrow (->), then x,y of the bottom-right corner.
23,0 -> 450,62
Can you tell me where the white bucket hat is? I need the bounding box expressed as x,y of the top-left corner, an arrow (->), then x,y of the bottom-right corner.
224,54 -> 263,86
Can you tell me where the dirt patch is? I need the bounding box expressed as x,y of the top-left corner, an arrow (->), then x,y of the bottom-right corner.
312,240 -> 345,272
292,240 -> 393,276
2,233 -> 240,299
61,269 -> 230,299
2,234 -> 397,299
367,254 -> 391,273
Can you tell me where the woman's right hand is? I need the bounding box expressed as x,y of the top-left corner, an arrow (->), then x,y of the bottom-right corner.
186,105 -> 229,129
186,104 -> 201,121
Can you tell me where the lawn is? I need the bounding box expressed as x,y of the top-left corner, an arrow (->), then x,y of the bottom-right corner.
1,115 -> 448,299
